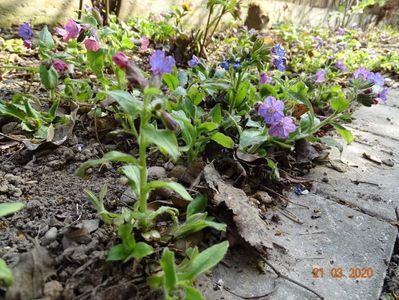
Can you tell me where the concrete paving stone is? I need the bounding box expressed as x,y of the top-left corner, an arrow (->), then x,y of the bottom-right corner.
199,193 -> 397,300
348,103 -> 399,141
306,127 -> 399,221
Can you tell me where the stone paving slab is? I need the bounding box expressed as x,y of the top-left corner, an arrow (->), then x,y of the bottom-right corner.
348,103 -> 399,141
307,127 -> 399,221
199,193 -> 397,300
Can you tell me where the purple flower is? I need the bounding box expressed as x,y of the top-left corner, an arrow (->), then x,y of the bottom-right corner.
112,51 -> 129,69
272,44 -> 285,57
315,69 -> 326,83
221,60 -> 229,70
269,117 -> 296,139
337,42 -> 347,51
335,59 -> 347,72
53,59 -> 68,72
369,49 -> 376,59
55,19 -> 81,42
376,87 -> 388,103
18,22 -> 33,41
188,55 -> 200,68
258,96 -> 285,125
353,67 -> 371,80
260,72 -> 272,84
84,36 -> 101,52
313,36 -> 323,49
370,72 -> 384,86
149,50 -> 175,75
336,27 -> 346,35
272,56 -> 286,71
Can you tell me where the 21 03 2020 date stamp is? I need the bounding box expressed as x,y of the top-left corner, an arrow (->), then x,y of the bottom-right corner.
312,267 -> 374,279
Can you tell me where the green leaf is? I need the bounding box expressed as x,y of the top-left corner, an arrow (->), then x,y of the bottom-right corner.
0,101 -> 26,121
184,287 -> 204,300
108,90 -> 143,118
173,213 -> 226,239
187,195 -> 208,217
107,244 -> 129,261
259,84 -> 278,98
0,202 -> 24,218
177,69 -> 189,86
319,137 -> 344,152
76,151 -> 138,176
142,124 -> 180,160
163,73 -> 179,91
118,223 -> 136,250
145,180 -> 192,201
178,241 -> 229,281
209,104 -> 222,124
87,48 -> 105,78
210,132 -> 234,149
332,123 -> 353,144
39,65 -> 58,90
160,248 -> 178,292
119,165 -> 141,197
197,122 -> 218,132
129,242 -> 154,259
0,259 -> 13,287
330,97 -> 349,113
39,25 -> 55,49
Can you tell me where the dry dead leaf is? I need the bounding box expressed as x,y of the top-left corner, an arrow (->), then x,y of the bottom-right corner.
204,163 -> 273,253
6,244 -> 55,300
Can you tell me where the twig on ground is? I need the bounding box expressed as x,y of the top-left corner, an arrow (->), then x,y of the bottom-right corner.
223,285 -> 276,299
259,256 -> 324,300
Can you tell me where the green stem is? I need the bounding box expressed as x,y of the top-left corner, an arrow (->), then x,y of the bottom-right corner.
127,116 -> 138,138
138,94 -> 150,213
50,89 -> 56,102
309,112 -> 339,135
205,7 -> 226,49
200,6 -> 213,56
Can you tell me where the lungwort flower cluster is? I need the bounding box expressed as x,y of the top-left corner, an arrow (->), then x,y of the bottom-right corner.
18,22 -> 33,49
353,67 -> 388,104
56,19 -> 81,42
149,50 -> 175,75
271,44 -> 286,71
258,96 -> 296,139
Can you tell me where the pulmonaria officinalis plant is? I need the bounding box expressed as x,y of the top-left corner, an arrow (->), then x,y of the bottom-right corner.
77,50 -> 226,264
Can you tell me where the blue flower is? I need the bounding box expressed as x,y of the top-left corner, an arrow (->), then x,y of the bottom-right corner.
221,60 -> 230,70
149,50 -> 175,75
18,22 -> 33,41
313,36 -> 324,49
188,55 -> 200,68
376,87 -> 388,103
232,61 -> 242,70
272,44 -> 285,57
272,57 -> 286,71
370,73 -> 385,86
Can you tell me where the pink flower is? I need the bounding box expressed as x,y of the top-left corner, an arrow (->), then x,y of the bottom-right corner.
260,72 -> 272,84
23,40 -> 32,49
112,51 -> 129,69
55,19 -> 81,42
84,36 -> 101,52
140,37 -> 150,51
53,59 -> 69,72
